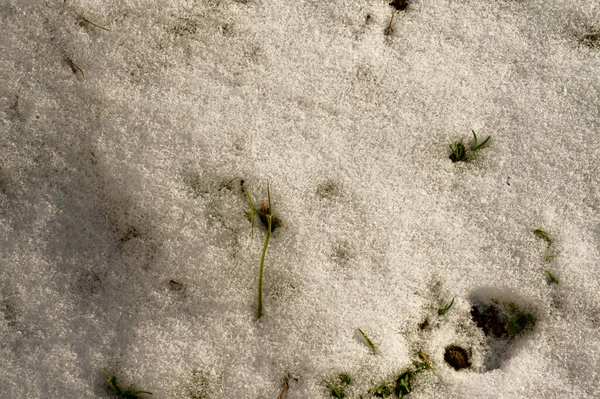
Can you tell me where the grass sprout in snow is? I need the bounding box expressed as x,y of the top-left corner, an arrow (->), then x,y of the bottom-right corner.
358,328 -> 377,353
438,297 -> 455,315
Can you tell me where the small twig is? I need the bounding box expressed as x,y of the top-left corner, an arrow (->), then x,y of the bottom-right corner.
278,374 -> 289,399
385,10 -> 398,36
79,16 -> 110,31
67,59 -> 85,78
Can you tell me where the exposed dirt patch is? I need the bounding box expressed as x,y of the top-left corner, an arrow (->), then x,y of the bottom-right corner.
471,301 -> 536,339
316,180 -> 342,200
389,0 -> 409,11
581,30 -> 600,48
444,345 -> 471,370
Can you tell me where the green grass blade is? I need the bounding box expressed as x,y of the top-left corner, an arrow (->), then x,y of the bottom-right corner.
533,229 -> 552,247
545,270 -> 559,284
438,297 -> 455,315
358,328 -> 377,353
471,130 -> 491,151
257,214 -> 272,319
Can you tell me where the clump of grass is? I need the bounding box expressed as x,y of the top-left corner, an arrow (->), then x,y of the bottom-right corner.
533,229 -> 552,247
448,139 -> 467,162
374,380 -> 394,397
438,297 -> 455,315
324,374 -> 351,398
104,370 -> 152,398
370,352 -> 432,398
545,270 -> 559,284
449,130 -> 491,162
358,328 -> 377,353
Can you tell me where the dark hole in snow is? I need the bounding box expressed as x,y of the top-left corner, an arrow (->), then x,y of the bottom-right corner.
444,345 -> 471,370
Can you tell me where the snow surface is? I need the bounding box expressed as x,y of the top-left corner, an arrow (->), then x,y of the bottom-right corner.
0,0 -> 599,398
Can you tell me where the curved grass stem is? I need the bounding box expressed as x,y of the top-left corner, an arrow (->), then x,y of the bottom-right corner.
257,181 -> 273,319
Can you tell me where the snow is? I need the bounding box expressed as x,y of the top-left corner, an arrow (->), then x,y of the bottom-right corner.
1,0 -> 599,398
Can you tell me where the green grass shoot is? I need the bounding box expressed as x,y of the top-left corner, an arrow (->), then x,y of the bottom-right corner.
358,328 -> 377,353
374,381 -> 394,397
545,270 -> 559,284
324,374 -> 350,398
256,181 -> 274,319
104,370 -> 152,398
470,130 -> 491,152
533,229 -> 552,247
438,297 -> 455,315
449,139 -> 467,162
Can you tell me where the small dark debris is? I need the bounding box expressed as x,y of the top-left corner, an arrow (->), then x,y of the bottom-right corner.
165,279 -> 184,291
418,318 -> 429,330
449,141 -> 467,163
581,31 -> 600,48
444,346 -> 471,370
119,226 -> 140,243
1,298 -> 18,327
389,0 -> 409,11
316,180 -> 341,199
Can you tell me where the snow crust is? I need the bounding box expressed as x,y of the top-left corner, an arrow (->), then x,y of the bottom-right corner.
0,0 -> 599,397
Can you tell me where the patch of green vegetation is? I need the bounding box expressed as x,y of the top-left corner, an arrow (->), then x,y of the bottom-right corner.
394,370 -> 413,397
506,305 -> 536,336
374,381 -> 394,397
449,130 -> 491,162
472,301 -> 536,339
413,351 -> 433,371
533,229 -> 552,247
369,352 -> 432,398
438,297 -> 455,315
104,370 -> 152,398
545,270 -> 559,284
324,374 -> 351,398
358,328 -> 377,353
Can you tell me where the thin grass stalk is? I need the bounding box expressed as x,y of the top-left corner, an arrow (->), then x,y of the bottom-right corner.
257,214 -> 272,319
